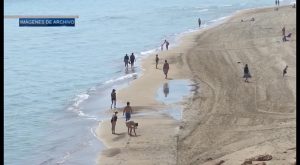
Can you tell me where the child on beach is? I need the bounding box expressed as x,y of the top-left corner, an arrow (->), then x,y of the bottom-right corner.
111,111 -> 118,134
243,64 -> 251,83
163,60 -> 169,79
126,120 -> 138,136
283,65 -> 288,77
123,102 -> 133,121
155,54 -> 159,69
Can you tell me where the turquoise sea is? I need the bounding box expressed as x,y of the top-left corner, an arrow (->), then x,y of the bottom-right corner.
4,0 -> 293,164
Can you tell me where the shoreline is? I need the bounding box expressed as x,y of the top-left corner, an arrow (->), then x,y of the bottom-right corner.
96,4 -> 295,165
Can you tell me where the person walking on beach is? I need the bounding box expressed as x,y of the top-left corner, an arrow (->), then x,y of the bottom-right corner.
283,65 -> 288,77
111,89 -> 116,109
275,0 -> 278,6
124,54 -> 129,69
155,54 -> 159,69
126,120 -> 138,136
243,64 -> 251,83
282,26 -> 285,36
123,102 -> 133,121
111,111 -> 118,134
163,60 -> 169,79
130,53 -> 136,69
198,18 -> 201,28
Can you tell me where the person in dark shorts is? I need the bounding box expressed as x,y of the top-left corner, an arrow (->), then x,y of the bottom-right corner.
155,54 -> 159,69
130,53 -> 136,69
283,65 -> 288,77
124,54 -> 129,69
163,60 -> 169,79
123,102 -> 133,121
111,89 -> 116,109
111,111 -> 118,134
243,64 -> 251,83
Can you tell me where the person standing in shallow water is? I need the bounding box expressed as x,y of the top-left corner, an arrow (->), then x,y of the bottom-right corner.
243,64 -> 251,83
163,60 -> 169,79
198,18 -> 201,28
124,54 -> 129,69
155,54 -> 159,69
111,89 -> 116,109
130,53 -> 136,69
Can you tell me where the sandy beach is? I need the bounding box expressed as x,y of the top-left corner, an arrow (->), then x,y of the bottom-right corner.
96,5 -> 296,165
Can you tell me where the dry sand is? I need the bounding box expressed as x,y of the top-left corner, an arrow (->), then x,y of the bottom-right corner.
96,5 -> 296,165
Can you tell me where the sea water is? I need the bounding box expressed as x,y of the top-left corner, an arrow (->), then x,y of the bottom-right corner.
4,0 -> 292,164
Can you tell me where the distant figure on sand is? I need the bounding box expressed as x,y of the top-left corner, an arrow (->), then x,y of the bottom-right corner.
124,54 -> 129,69
282,26 -> 285,36
111,89 -> 116,109
126,120 -> 138,136
123,102 -> 133,121
250,17 -> 255,21
130,53 -> 136,69
243,64 -> 251,83
162,40 -> 169,50
275,0 -> 278,6
283,65 -> 288,77
155,54 -> 159,69
198,18 -> 201,27
163,60 -> 169,79
111,111 -> 118,134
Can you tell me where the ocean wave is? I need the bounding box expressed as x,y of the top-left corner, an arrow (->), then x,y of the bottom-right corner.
104,73 -> 138,84
198,9 -> 209,12
208,16 -> 229,23
140,48 -> 158,55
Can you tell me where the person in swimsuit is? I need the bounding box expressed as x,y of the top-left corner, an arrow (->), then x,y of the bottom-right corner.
111,111 -> 118,134
123,102 -> 133,121
198,18 -> 201,28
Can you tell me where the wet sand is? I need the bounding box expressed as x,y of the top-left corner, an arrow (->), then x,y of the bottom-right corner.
96,5 -> 296,165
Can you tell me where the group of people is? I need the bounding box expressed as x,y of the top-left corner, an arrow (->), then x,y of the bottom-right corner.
111,41 -> 173,136
161,40 -> 169,50
110,99 -> 138,136
124,53 -> 136,70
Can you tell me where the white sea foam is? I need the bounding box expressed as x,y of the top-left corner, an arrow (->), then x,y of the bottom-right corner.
197,8 -> 209,12
104,73 -> 138,84
140,48 -> 158,55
